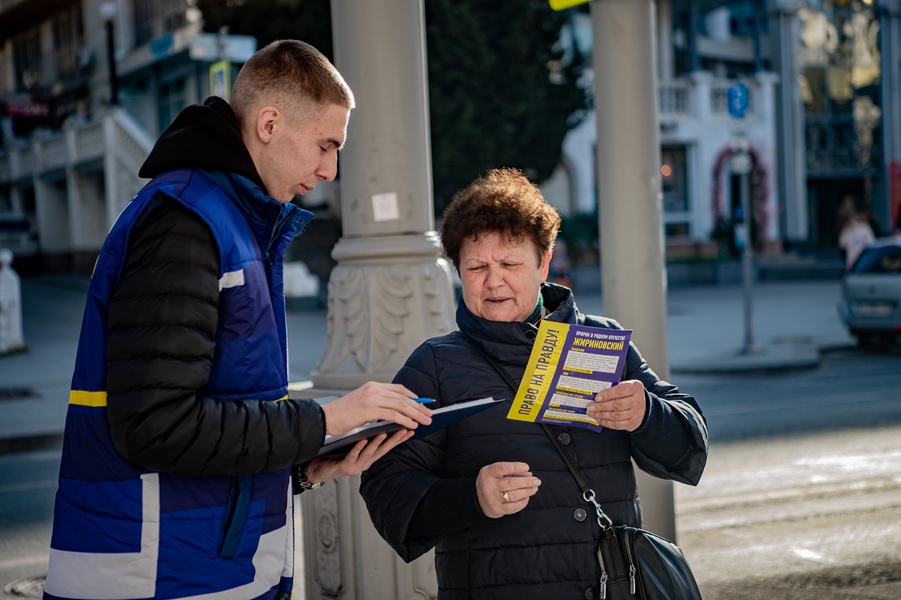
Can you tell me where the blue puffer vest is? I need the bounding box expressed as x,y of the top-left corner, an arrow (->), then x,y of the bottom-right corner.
44,169 -> 312,600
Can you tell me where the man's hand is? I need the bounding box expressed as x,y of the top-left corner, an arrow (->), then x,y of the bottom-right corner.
321,382 -> 432,436
476,462 -> 541,519
306,429 -> 414,483
586,380 -> 647,432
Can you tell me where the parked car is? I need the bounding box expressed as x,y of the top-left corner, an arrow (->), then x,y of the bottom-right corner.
837,237 -> 901,351
0,213 -> 40,273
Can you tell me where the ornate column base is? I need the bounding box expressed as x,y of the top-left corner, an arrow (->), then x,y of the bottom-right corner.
311,232 -> 455,393
300,475 -> 438,600
299,231 -> 453,599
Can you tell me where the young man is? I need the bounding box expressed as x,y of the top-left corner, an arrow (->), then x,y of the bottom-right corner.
44,40 -> 432,600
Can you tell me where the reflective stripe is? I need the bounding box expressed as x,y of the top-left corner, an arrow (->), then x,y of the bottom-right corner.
45,477 -> 293,600
44,474 -> 160,599
68,390 -> 107,407
219,269 -> 245,291
67,391 -> 285,407
282,482 -> 294,579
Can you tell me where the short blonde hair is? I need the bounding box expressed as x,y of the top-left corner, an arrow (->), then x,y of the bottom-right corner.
231,40 -> 355,128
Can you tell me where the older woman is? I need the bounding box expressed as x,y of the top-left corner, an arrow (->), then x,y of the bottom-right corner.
360,168 -> 707,600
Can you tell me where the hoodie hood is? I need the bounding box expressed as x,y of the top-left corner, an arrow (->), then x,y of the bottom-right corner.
139,97 -> 267,193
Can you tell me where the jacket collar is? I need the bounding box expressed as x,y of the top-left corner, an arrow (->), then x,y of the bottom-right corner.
456,283 -> 584,365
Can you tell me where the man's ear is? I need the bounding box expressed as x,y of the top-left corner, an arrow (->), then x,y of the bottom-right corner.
256,106 -> 280,144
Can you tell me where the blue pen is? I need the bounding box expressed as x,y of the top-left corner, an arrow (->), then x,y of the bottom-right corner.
416,397 -> 436,404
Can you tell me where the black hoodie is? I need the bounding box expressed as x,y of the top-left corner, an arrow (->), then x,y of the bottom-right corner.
139,96 -> 267,193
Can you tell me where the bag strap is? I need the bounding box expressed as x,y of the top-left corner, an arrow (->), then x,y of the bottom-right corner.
458,330 -> 614,529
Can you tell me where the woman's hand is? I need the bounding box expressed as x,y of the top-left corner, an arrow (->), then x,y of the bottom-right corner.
587,380 -> 647,432
475,462 -> 541,519
306,429 -> 414,483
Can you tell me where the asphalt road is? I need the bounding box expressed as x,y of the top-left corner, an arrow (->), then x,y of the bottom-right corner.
679,423 -> 901,600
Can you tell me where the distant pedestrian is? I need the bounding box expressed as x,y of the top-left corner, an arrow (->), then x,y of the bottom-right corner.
43,40 -> 432,600
838,211 -> 876,270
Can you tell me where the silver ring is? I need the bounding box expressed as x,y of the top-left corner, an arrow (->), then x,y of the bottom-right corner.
502,491 -> 509,503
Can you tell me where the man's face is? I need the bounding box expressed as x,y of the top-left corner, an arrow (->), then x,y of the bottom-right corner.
256,103 -> 350,203
459,231 -> 550,322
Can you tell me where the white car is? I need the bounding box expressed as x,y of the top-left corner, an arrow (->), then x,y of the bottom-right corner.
837,237 -> 901,351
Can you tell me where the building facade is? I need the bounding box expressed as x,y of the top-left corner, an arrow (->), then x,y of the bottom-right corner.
549,0 -> 901,265
2,0 -> 900,273
0,0 -> 255,271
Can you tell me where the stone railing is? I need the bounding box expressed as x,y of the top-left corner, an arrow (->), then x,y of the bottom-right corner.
658,76 -> 760,120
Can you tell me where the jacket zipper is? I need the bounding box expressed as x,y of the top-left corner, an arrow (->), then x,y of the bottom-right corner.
624,529 -> 637,594
597,543 -> 608,599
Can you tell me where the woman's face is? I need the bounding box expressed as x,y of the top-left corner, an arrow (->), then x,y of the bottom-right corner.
459,231 -> 551,322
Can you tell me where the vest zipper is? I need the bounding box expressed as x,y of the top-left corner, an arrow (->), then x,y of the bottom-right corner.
265,212 -> 291,264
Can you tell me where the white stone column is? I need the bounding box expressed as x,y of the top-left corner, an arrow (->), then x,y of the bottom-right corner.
657,0 -> 674,81
768,0 -> 808,241
300,1 -> 455,598
591,0 -> 677,541
310,0 -> 455,394
880,0 -> 901,224
755,72 -> 781,240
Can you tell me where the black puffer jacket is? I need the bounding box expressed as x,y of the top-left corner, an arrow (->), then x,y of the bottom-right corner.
104,97 -> 325,477
360,284 -> 707,600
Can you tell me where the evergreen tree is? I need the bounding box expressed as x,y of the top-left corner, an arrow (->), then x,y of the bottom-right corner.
425,0 -> 586,212
196,0 -> 333,57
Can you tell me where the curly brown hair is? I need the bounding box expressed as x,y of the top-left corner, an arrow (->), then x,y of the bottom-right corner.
440,168 -> 561,270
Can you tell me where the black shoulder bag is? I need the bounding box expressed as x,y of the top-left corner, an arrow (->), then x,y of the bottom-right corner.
461,331 -> 702,600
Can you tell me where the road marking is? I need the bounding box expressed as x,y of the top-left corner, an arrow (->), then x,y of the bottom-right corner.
0,554 -> 47,569
791,547 -> 832,562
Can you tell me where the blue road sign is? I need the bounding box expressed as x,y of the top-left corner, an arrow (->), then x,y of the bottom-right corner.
727,83 -> 749,119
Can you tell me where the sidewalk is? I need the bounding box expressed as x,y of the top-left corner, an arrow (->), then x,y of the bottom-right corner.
0,274 -> 856,449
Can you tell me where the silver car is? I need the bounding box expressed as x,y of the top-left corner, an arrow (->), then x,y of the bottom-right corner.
837,237 -> 901,351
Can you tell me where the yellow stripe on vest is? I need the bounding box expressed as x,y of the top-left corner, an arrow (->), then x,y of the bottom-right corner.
69,391 -> 285,406
69,390 -> 107,407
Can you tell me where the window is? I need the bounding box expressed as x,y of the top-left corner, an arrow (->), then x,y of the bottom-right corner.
159,78 -> 187,132
134,0 -> 190,47
12,29 -> 42,92
52,6 -> 85,82
799,3 -> 882,174
662,146 -> 691,238
662,146 -> 688,212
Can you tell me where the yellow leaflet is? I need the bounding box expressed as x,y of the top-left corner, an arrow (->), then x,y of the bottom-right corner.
507,320 -> 569,422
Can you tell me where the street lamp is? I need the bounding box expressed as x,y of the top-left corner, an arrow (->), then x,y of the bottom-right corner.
99,1 -> 119,106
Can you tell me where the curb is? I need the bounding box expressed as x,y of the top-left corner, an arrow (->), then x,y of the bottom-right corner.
670,343 -> 820,375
